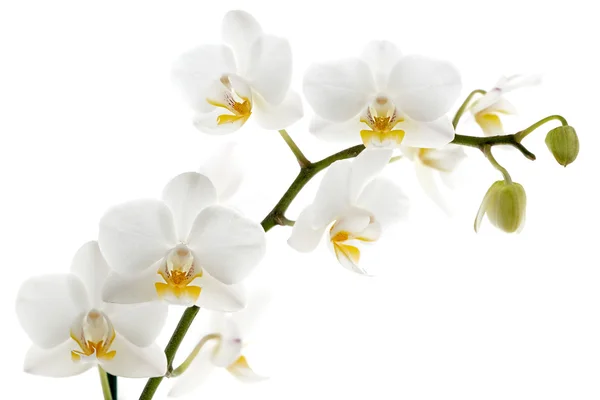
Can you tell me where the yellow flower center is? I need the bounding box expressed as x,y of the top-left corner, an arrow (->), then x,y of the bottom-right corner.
155,245 -> 203,304
206,75 -> 252,126
360,96 -> 405,147
329,217 -> 380,267
70,310 -> 116,363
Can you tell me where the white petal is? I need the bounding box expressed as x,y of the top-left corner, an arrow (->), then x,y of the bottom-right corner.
309,115 -> 365,144
162,172 -> 217,242
229,290 -> 271,336
415,162 -> 451,214
100,335 -> 167,378
253,90 -> 303,130
211,317 -> 243,367
195,272 -> 247,312
470,89 -> 502,115
105,302 -> 168,347
310,160 -> 353,228
288,205 -> 327,253
227,355 -> 268,383
388,55 -> 461,122
70,241 -> 109,308
169,341 -> 218,397
357,178 -> 409,227
187,205 -> 266,285
360,40 -> 402,90
221,10 -> 263,73
198,142 -> 243,202
303,58 -> 375,122
102,267 -> 160,304
98,199 -> 177,274
24,341 -> 92,377
399,116 -> 455,148
172,45 -> 236,114
330,208 -> 372,235
418,144 -> 466,172
348,148 -> 393,202
485,97 -> 517,115
499,74 -> 542,92
193,109 -> 247,135
16,274 -> 89,349
246,34 -> 292,104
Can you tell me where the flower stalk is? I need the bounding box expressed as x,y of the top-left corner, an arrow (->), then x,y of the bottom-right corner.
515,115 -> 568,142
99,367 -> 113,400
169,333 -> 221,378
452,89 -> 487,128
279,129 -> 311,168
139,306 -> 200,400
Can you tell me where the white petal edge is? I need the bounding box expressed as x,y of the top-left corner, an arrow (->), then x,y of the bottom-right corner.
24,341 -> 93,378
102,266 -> 160,304
100,335 -> 167,378
357,177 -> 409,227
70,241 -> 109,308
309,115 -> 365,144
198,142 -> 243,202
360,40 -> 402,90
221,10 -> 263,74
288,205 -> 326,253
253,90 -> 303,130
187,205 -> 266,285
16,274 -> 89,349
98,199 -> 177,274
169,341 -> 218,397
303,58 -> 375,122
105,302 -> 168,347
348,148 -> 393,203
195,272 -> 247,312
193,109 -> 247,135
310,160 -> 353,229
172,45 -> 237,114
414,162 -> 452,215
388,54 -> 461,122
399,116 -> 455,149
162,172 -> 218,242
246,34 -> 292,105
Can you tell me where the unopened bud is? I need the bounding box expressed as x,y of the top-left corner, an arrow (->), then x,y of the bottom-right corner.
545,126 -> 579,167
474,180 -> 527,233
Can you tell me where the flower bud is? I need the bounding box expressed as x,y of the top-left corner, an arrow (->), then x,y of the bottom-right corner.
474,180 -> 527,233
545,126 -> 579,167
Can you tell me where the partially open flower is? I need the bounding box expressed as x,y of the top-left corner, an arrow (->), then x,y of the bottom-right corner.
16,242 -> 168,378
288,148 -> 408,274
470,75 -> 541,136
169,292 -> 270,397
304,41 -> 461,149
172,10 -> 302,134
474,180 -> 527,233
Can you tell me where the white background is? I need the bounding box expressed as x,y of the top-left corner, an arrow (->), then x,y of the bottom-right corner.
1,0 -> 599,399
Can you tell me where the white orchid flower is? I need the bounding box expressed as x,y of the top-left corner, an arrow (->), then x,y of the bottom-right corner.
172,10 -> 303,134
288,149 -> 408,274
470,74 -> 541,136
16,241 -> 168,378
169,292 -> 270,397
401,144 -> 466,214
303,41 -> 461,149
99,171 -> 266,311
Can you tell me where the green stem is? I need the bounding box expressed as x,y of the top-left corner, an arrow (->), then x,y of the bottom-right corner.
452,89 -> 487,128
107,373 -> 117,399
515,115 -> 568,142
169,334 -> 221,378
452,133 -> 536,160
139,306 -> 200,400
279,129 -> 311,168
260,144 -> 365,232
99,367 -> 113,400
483,146 -> 512,183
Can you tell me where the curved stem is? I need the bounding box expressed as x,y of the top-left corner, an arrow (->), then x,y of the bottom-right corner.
260,144 -> 365,232
452,133 -> 536,160
279,129 -> 311,168
139,306 -> 200,400
515,115 -> 568,142
99,367 -> 113,400
169,334 -> 221,378
452,89 -> 487,128
484,146 -> 512,183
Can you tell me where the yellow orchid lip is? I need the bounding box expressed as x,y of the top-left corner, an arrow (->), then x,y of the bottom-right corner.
360,97 -> 405,147
155,245 -> 203,304
206,75 -> 252,126
70,310 -> 117,363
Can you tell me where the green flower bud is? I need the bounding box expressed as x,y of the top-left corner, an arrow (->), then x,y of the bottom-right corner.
474,180 -> 527,233
545,125 -> 579,167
